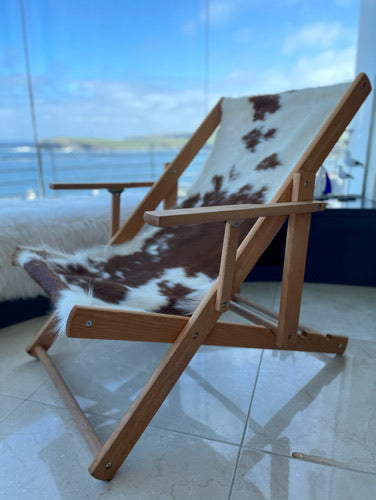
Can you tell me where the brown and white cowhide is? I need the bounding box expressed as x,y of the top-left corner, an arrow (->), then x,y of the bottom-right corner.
14,82 -> 349,334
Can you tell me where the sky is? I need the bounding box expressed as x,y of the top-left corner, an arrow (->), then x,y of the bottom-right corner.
0,0 -> 360,141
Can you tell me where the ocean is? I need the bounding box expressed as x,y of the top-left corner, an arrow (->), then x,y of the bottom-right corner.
0,143 -> 211,200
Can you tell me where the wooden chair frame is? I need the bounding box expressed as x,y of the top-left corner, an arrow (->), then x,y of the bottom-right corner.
25,73 -> 371,481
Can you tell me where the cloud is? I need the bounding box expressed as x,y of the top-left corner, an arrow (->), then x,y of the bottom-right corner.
283,21 -> 356,54
182,0 -> 250,34
3,39 -> 355,141
292,46 -> 356,87
211,45 -> 356,97
23,79 -> 209,139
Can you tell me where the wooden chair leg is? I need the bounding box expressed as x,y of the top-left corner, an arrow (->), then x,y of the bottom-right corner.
277,172 -> 316,346
26,312 -> 58,357
88,292 -> 221,480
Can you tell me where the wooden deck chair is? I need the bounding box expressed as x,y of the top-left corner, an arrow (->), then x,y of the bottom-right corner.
13,73 -> 371,481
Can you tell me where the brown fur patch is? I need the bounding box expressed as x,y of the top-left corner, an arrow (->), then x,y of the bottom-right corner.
229,165 -> 240,180
242,129 -> 263,152
242,128 -> 277,152
157,281 -> 195,315
255,153 -> 281,171
264,128 -> 276,140
248,95 -> 280,121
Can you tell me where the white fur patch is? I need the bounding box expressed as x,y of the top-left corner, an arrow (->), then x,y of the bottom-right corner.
55,267 -> 213,335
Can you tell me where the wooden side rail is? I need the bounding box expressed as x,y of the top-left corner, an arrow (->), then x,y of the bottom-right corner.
144,200 -> 326,227
66,306 -> 347,354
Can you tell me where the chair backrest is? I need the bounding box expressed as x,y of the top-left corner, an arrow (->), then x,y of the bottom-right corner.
181,82 -> 349,210
117,81 -> 353,293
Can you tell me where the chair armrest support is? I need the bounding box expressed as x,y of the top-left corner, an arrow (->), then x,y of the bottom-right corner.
144,201 -> 326,227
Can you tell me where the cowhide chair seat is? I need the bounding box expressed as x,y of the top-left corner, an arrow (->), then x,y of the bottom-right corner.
14,82 -> 350,335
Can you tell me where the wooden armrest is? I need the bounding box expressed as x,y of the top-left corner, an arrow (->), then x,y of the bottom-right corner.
50,182 -> 154,191
144,201 -> 325,227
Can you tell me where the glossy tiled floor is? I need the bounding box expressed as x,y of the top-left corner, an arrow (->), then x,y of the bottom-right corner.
0,282 -> 375,499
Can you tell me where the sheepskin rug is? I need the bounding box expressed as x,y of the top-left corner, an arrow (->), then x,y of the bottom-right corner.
13,82 -> 349,334
1,192 -> 144,301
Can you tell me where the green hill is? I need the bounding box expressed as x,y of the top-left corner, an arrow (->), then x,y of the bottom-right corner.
40,134 -> 196,151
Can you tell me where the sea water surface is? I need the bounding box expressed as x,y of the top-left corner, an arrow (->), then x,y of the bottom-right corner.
0,143 -> 211,199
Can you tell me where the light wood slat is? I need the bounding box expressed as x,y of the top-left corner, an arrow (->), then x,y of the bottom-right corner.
144,200 -> 325,227
50,182 -> 153,190
68,305 -> 269,346
277,173 -> 315,346
34,346 -> 102,456
216,222 -> 240,311
110,99 -> 223,245
163,163 -> 178,210
67,305 -> 347,353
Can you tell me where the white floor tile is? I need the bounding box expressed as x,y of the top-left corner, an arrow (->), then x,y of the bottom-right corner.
1,282 -> 375,498
230,448 -> 376,500
0,399 -> 238,500
299,283 -> 376,340
244,347 -> 376,474
0,394 -> 23,422
30,338 -> 262,445
0,316 -> 50,399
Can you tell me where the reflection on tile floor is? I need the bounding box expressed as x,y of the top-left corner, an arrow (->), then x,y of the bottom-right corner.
0,282 -> 375,499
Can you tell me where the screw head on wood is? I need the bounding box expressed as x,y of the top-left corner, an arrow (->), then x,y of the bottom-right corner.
222,301 -> 227,308
105,462 -> 112,469
193,332 -> 199,339
85,320 -> 93,328
304,181 -> 309,187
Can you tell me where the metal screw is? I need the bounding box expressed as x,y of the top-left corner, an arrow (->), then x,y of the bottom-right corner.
304,181 -> 309,187
85,320 -> 93,328
338,343 -> 343,349
105,462 -> 112,469
222,301 -> 227,308
193,332 -> 199,339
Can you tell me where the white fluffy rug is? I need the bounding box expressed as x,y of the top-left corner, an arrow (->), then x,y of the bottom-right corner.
0,191 -> 145,301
